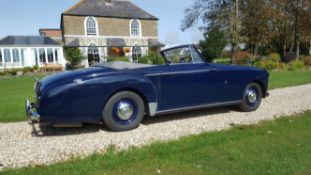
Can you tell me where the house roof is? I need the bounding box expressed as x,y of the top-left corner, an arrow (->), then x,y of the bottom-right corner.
63,0 -> 158,20
0,36 -> 61,46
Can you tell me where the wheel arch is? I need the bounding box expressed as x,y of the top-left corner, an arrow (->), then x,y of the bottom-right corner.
252,79 -> 267,98
108,87 -> 156,117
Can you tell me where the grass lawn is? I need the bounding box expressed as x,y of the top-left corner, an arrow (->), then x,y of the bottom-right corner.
0,75 -> 46,122
2,111 -> 311,175
269,70 -> 311,89
0,70 -> 311,122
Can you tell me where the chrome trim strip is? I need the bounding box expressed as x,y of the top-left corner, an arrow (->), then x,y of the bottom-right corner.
145,69 -> 215,77
156,100 -> 242,115
161,69 -> 214,76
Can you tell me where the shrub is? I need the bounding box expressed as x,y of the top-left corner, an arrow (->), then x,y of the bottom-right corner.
282,53 -> 297,63
33,65 -> 39,71
107,57 -> 130,62
276,62 -> 288,70
300,56 -> 311,67
232,51 -> 251,65
65,47 -> 83,69
267,53 -> 281,62
0,71 -> 7,76
138,56 -> 149,64
22,67 -> 33,74
253,60 -> 288,71
146,51 -> 166,65
288,61 -> 305,71
8,68 -> 20,76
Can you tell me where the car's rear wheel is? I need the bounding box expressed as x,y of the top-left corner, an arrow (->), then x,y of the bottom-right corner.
102,91 -> 145,131
239,83 -> 262,112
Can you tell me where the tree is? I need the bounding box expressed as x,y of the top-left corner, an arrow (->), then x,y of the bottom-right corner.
199,30 -> 228,61
181,0 -> 242,55
240,0 -> 273,57
182,0 -> 311,59
65,47 -> 83,69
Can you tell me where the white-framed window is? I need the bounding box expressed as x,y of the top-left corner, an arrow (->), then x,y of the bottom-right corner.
132,46 -> 142,63
85,17 -> 98,35
12,49 -> 20,63
21,49 -> 25,66
130,19 -> 141,37
54,49 -> 59,63
32,48 -> 39,66
4,49 -> 11,63
39,48 -> 46,64
0,49 -> 2,65
47,48 -> 54,63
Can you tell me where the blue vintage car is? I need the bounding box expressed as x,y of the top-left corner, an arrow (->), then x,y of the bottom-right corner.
26,45 -> 269,131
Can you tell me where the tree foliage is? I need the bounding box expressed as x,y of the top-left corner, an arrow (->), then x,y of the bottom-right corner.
182,0 -> 311,58
199,30 -> 228,61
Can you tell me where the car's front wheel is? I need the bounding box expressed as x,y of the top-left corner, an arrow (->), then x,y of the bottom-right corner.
102,91 -> 145,131
239,83 -> 262,112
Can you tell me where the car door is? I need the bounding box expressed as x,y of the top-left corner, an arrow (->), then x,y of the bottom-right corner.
158,45 -> 221,111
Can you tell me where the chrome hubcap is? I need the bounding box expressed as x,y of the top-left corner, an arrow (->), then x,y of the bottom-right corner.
117,102 -> 134,120
247,89 -> 257,103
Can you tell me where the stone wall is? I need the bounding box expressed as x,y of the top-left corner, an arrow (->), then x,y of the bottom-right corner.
62,15 -> 158,37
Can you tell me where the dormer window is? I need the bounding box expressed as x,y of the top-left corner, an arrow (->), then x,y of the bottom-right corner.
85,17 -> 98,35
130,19 -> 141,37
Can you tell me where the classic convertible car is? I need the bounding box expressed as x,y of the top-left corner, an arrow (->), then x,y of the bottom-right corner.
26,45 -> 269,131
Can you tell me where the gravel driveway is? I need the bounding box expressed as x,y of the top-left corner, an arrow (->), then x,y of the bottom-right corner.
0,84 -> 311,171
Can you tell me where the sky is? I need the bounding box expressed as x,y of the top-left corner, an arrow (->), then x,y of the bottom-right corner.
0,0 -> 203,45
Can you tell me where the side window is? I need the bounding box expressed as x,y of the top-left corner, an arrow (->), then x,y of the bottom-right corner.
189,45 -> 204,63
164,47 -> 192,64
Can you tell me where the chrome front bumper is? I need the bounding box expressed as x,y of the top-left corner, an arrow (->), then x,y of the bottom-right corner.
25,99 -> 40,124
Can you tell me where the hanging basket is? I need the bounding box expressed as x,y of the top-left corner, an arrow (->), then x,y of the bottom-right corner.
112,47 -> 121,55
124,48 -> 131,53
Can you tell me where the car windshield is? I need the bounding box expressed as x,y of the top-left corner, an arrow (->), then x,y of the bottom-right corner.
162,45 -> 204,64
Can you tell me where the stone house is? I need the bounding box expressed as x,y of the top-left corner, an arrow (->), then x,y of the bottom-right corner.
61,0 -> 164,67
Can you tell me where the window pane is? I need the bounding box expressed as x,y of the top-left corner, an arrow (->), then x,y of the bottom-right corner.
132,46 -> 142,63
86,17 -> 97,35
0,50 -> 2,65
54,49 -> 59,62
12,49 -> 20,62
4,49 -> 11,63
189,46 -> 204,63
47,48 -> 53,63
39,48 -> 46,63
32,49 -> 39,66
131,20 -> 140,37
21,49 -> 25,66
164,47 -> 192,64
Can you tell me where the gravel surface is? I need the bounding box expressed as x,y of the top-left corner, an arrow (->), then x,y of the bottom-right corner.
0,84 -> 311,171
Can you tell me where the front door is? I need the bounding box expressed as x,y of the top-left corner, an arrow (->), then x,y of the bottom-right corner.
88,44 -> 100,66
